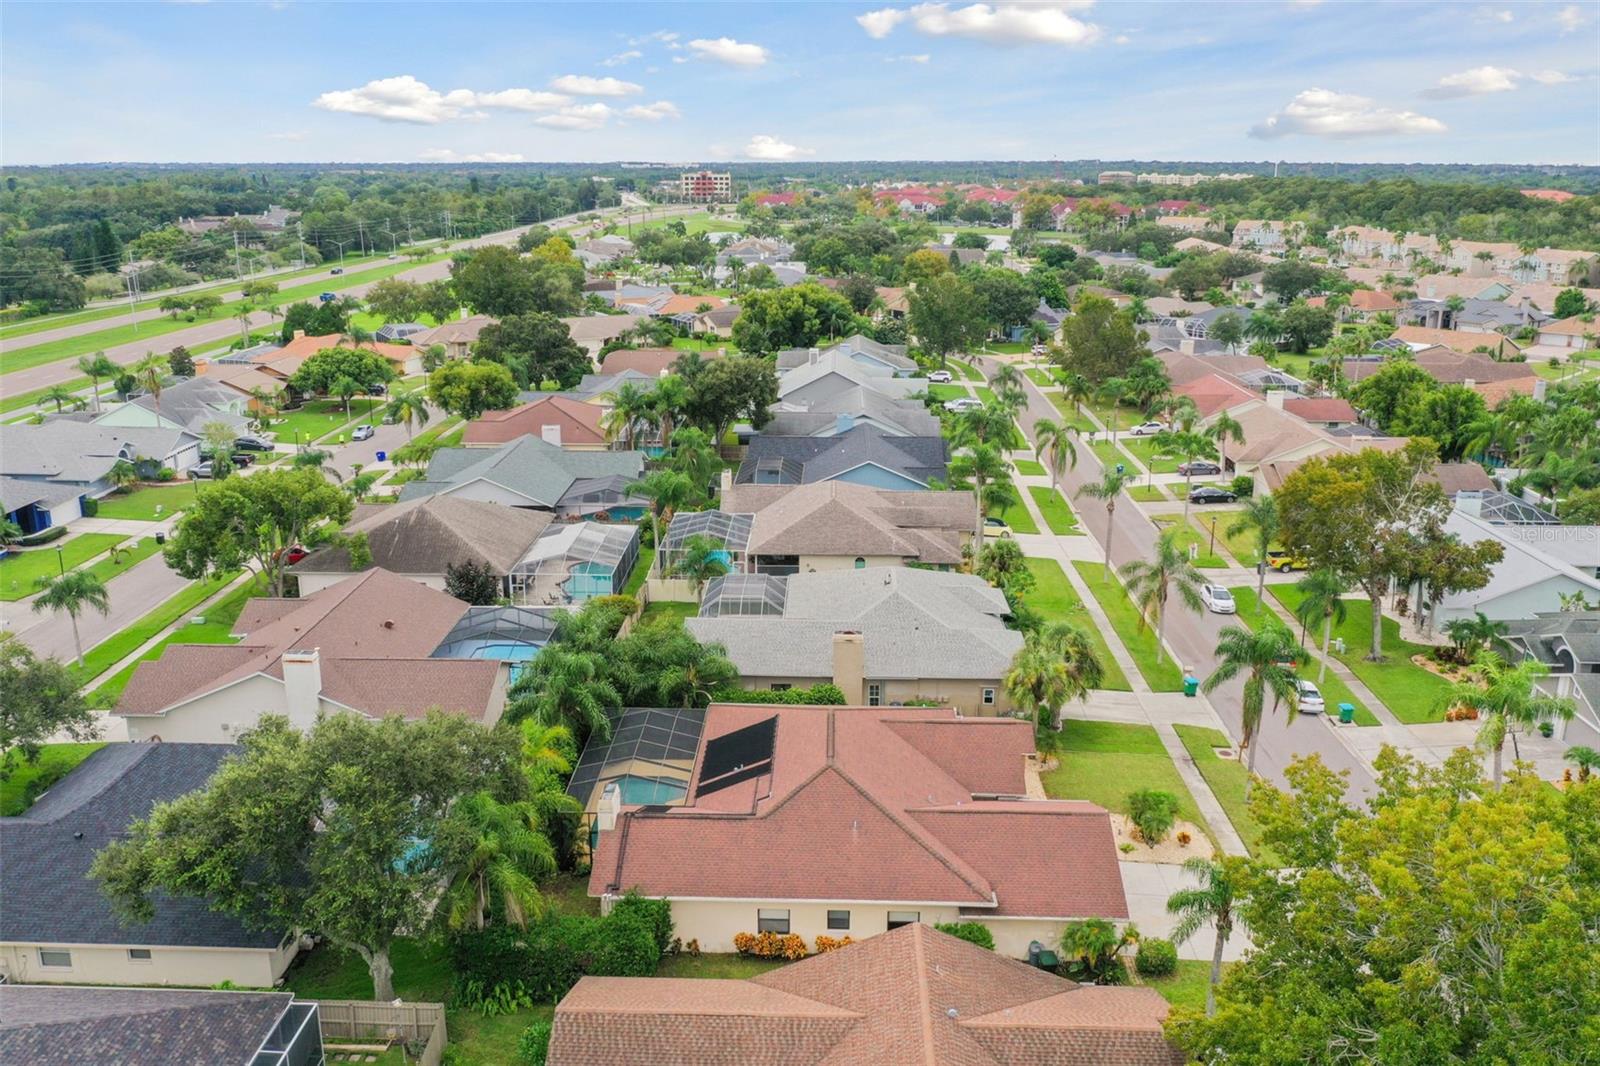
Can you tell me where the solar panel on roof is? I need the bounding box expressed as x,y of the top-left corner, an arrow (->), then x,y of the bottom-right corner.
696,716 -> 777,797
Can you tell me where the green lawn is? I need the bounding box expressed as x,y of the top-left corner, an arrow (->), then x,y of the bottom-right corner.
972,385 -> 998,405
1267,586 -> 1452,724
1024,367 -> 1056,388
1122,437 -> 1182,475
80,535 -> 163,586
1084,400 -> 1145,435
1072,562 -> 1186,692
1208,514 -> 1266,566
1,533 -> 126,601
926,383 -> 970,404
1145,960 -> 1221,1012
1227,586 -> 1380,727
993,478 -> 1039,535
952,358 -> 986,381
93,484 -> 198,521
1172,725 -> 1280,865
1012,459 -> 1047,476
1,743 -> 106,817
1042,721 -> 1214,846
266,397 -> 379,446
621,548 -> 653,596
85,574 -> 251,701
639,600 -> 697,627
1028,486 -> 1081,535
1046,395 -> 1097,433
632,212 -> 745,236
1022,558 -> 1131,691
1089,438 -> 1134,475
1129,484 -> 1170,503
1149,514 -> 1226,569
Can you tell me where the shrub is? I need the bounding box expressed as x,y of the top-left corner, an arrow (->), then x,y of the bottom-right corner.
610,891 -> 673,955
685,938 -> 701,957
80,497 -> 99,517
1229,475 -> 1255,498
15,525 -> 68,547
1176,830 -> 1192,847
933,922 -> 995,951
1058,919 -> 1136,985
156,467 -> 176,482
516,1020 -> 553,1066
586,594 -> 639,619
1135,938 -> 1178,978
1127,788 -> 1179,847
590,910 -> 660,977
734,931 -> 808,959
709,682 -> 847,705
814,935 -> 854,954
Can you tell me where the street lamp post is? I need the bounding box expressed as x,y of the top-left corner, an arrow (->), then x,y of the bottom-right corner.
55,544 -> 65,576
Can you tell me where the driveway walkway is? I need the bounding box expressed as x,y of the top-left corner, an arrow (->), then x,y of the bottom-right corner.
1119,861 -> 1251,961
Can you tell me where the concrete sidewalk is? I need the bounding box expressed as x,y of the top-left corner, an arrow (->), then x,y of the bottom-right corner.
1120,861 -> 1252,961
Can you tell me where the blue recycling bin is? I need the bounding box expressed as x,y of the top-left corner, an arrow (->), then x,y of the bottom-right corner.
376,450 -> 387,462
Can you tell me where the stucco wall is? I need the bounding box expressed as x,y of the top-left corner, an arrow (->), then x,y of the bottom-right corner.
0,939 -> 296,988
795,554 -> 905,573
735,675 -> 1010,716
123,674 -> 288,743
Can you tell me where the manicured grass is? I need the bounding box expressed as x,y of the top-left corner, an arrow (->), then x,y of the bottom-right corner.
1267,586 -> 1453,724
1029,486 -> 1082,535
1089,438 -> 1134,474
1207,513 -> 1265,567
1042,720 -> 1213,844
1012,458 -> 1047,476
993,479 -> 1039,535
1227,585 -> 1380,727
0,743 -> 106,817
1145,960 -> 1219,1012
1122,437 -> 1182,475
1024,367 -> 1055,388
1172,724 -> 1280,865
1150,514 -> 1226,569
1022,558 -> 1131,691
348,310 -> 441,333
633,212 -> 745,236
93,483 -> 197,521
80,535 -> 163,585
1072,561 -> 1186,692
1084,399 -> 1144,435
655,953 -> 787,979
973,385 -> 998,405
952,359 -> 986,381
85,573 -> 250,702
266,397 -> 379,445
639,600 -> 697,627
1129,483 -> 1169,503
1046,395 -> 1097,433
927,382 -> 970,404
621,548 -> 653,596
436,424 -> 466,448
1,533 -> 126,601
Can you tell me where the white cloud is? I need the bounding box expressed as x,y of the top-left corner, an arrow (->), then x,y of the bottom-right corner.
602,50 -> 642,67
265,130 -> 307,141
549,74 -> 642,96
624,100 -> 682,121
1556,4 -> 1586,32
884,53 -> 932,63
1426,65 -> 1522,98
418,148 -> 526,163
1474,6 -> 1514,22
1112,34 -> 1130,44
533,103 -> 614,131
671,56 -> 689,64
1529,69 -> 1576,85
687,37 -> 771,67
312,75 -> 570,123
743,134 -> 814,160
857,3 -> 1101,46
629,30 -> 679,46
1250,88 -> 1447,139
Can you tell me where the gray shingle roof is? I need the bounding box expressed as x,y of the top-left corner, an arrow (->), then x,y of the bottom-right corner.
0,986 -> 298,1066
0,744 -> 283,949
294,495 -> 553,577
0,423 -> 197,484
397,435 -> 644,509
737,424 -> 947,487
113,375 -> 251,435
767,386 -> 942,438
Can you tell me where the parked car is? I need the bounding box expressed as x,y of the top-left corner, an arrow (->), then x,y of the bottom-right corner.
232,436 -> 274,452
983,517 -> 1013,538
351,424 -> 376,441
1031,344 -> 1048,356
188,461 -> 215,479
1129,421 -> 1169,436
1200,585 -> 1236,614
1177,460 -> 1222,476
228,452 -> 254,467
273,545 -> 309,566
943,397 -> 984,413
1189,486 -> 1237,504
329,267 -> 344,275
1265,549 -> 1309,573
1295,678 -> 1325,715
366,383 -> 388,396
927,370 -> 953,383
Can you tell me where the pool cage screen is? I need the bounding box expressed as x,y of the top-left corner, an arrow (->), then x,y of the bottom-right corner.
660,510 -> 753,574
566,706 -> 707,816
699,573 -> 788,617
509,522 -> 640,606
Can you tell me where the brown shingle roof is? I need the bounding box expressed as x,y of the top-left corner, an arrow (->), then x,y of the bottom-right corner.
721,482 -> 973,564
461,394 -> 608,447
549,924 -> 1181,1065
1282,397 -> 1359,424
597,347 -> 685,376
294,496 -> 552,576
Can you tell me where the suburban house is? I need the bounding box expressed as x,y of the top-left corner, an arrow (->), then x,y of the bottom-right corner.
1390,325 -> 1524,360
688,567 -> 1023,714
0,986 -> 323,1066
463,394 -> 612,449
1531,315 -> 1599,352
91,374 -> 253,436
398,434 -> 646,519
1231,220 -> 1302,253
1341,349 -> 1539,405
1281,396 -> 1361,429
776,335 -> 917,377
412,314 -> 497,361
1155,215 -> 1212,233
1343,288 -> 1401,318
737,423 -> 948,489
548,923 -> 1181,1066
776,353 -> 924,409
573,234 -> 635,268
598,346 -> 693,377
1503,611 -> 1600,750
1432,503 -> 1600,625
1175,235 -> 1229,254
662,480 -> 974,575
0,744 -> 299,988
224,331 -> 424,381
1410,274 -> 1514,303
114,568 -> 513,743
0,423 -> 202,530
580,703 -> 1126,956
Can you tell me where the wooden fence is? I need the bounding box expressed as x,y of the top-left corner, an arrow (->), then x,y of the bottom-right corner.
314,1000 -> 447,1066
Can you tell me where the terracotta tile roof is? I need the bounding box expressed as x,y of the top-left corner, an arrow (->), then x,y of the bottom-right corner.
462,394 -> 608,447
1282,397 -> 1359,423
598,347 -> 691,376
1348,289 -> 1399,311
591,705 -> 1125,920
251,333 -> 419,377
1392,326 -> 1523,356
549,924 -> 1181,1065
1173,373 -> 1257,418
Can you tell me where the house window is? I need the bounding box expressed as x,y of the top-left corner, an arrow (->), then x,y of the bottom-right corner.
827,910 -> 851,930
887,911 -> 920,930
37,949 -> 71,968
128,948 -> 153,962
854,557 -> 866,569
982,687 -> 996,706
771,683 -> 791,692
867,683 -> 882,707
757,908 -> 790,934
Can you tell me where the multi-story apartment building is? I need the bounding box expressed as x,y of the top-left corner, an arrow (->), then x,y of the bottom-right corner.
680,170 -> 732,202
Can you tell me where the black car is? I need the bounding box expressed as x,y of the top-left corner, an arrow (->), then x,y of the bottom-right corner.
1177,461 -> 1222,476
228,452 -> 254,467
233,436 -> 274,452
1189,486 -> 1237,504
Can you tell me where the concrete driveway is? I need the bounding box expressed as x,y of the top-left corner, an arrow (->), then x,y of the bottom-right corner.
1119,860 -> 1251,962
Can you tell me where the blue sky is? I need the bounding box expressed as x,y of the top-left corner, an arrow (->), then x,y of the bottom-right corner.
4,2 -> 1597,166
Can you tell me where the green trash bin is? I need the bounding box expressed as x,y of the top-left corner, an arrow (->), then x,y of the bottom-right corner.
1338,702 -> 1355,724
1183,675 -> 1199,698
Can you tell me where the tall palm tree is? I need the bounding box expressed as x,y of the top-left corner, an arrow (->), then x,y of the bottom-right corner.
31,570 -> 111,668
1056,371 -> 1093,422
1119,528 -> 1205,666
658,643 -> 739,709
648,375 -> 690,449
39,384 -> 86,413
332,375 -> 360,419
383,390 -> 431,439
77,353 -> 116,413
1206,411 -> 1245,474
628,469 -> 695,576
1227,495 -> 1280,601
1294,570 -> 1346,684
1165,857 -> 1245,1018
1095,377 -> 1131,443
519,720 -> 573,786
670,534 -> 731,597
601,381 -> 654,450
666,426 -> 722,503
508,644 -> 620,743
133,352 -> 168,423
438,791 -> 558,932
1076,468 -> 1132,579
1434,653 -> 1575,788
1202,621 -> 1301,793
290,448 -> 343,482
1032,417 -> 1079,498
1040,620 -> 1105,699
1005,643 -> 1071,743
1155,429 -> 1218,522
949,440 -> 1012,543
990,362 -> 1024,397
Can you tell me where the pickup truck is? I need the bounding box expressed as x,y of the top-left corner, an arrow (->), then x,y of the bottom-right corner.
1265,549 -> 1309,573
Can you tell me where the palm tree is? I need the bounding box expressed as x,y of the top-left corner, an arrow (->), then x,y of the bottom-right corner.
666,426 -> 722,503
1095,377 -> 1130,443
1565,745 -> 1599,782
332,375 -> 360,419
40,384 -> 86,413
1206,411 -> 1245,474
77,353 -> 116,413
658,643 -> 739,709
670,534 -> 731,597
949,441 -> 1012,543
1119,528 -> 1205,666
1294,570 -> 1346,684
133,352 -> 168,423
1155,429 -> 1218,522
648,375 -> 690,449
1202,621 -> 1301,793
508,644 -> 620,743
1040,620 -> 1104,700
1166,857 -> 1245,1017
519,720 -> 574,786
31,570 -> 111,668
0,518 -> 22,546
1056,371 -> 1093,421
438,791 -> 558,932
1227,495 -> 1280,601
106,460 -> 140,493
990,362 -> 1024,396
1434,653 -> 1575,788
1441,611 -> 1513,664
1032,417 -> 1079,498
291,448 -> 343,482
384,390 -> 430,439
601,382 -> 654,450
628,469 -> 695,576
1005,643 -> 1070,742
1076,468 -> 1132,579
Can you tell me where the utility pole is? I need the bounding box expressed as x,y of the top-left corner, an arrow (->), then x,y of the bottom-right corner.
356,220 -> 367,256
125,252 -> 141,335
381,226 -> 398,254
233,231 -> 243,278
296,222 -> 306,268
331,238 -> 350,264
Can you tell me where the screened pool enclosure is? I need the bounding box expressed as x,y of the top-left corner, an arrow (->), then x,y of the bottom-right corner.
509,522 -> 640,606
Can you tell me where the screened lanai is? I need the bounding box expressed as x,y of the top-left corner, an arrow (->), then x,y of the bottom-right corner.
566,707 -> 707,817
508,522 -> 640,606
699,573 -> 788,617
431,605 -> 560,681
660,510 -> 753,574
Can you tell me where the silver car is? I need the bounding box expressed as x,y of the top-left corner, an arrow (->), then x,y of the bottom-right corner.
351,424 -> 376,441
1200,585 -> 1236,614
1295,678 -> 1325,714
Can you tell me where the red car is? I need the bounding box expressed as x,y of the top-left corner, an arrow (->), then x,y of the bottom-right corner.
275,545 -> 309,565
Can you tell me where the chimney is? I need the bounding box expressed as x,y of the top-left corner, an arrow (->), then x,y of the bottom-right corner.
281,649 -> 322,730
831,630 -> 865,705
809,347 -> 821,364
1463,378 -> 1475,389
596,781 -> 622,832
541,423 -> 562,446
835,413 -> 855,434
719,468 -> 734,494
1456,490 -> 1484,518
1266,390 -> 1288,410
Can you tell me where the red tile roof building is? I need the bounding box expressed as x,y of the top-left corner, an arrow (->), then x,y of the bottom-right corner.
462,394 -> 610,448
